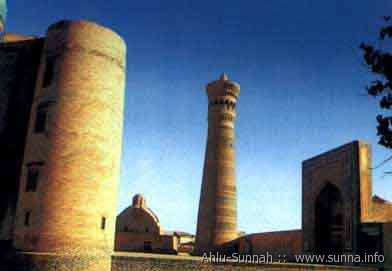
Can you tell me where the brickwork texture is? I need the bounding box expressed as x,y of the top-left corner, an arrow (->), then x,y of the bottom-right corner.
11,20 -> 126,271
195,74 -> 240,255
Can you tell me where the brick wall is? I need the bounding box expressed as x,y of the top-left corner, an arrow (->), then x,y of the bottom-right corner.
0,38 -> 43,246
111,254 -> 378,271
0,252 -> 380,271
302,141 -> 368,254
237,230 -> 302,262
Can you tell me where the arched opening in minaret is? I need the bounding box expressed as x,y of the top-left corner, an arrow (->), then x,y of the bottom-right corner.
315,183 -> 344,256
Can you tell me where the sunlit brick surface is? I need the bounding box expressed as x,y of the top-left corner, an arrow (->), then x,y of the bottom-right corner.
12,20 -> 126,271
194,74 -> 240,255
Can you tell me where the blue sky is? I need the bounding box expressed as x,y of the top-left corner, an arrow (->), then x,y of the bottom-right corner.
5,0 -> 392,234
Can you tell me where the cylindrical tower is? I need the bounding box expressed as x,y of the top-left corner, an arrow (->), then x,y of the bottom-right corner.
13,20 -> 126,271
194,73 -> 240,255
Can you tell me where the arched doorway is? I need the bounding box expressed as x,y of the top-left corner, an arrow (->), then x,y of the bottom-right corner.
315,183 -> 344,256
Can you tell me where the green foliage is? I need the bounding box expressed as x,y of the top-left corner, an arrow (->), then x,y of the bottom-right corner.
361,16 -> 392,148
0,0 -> 6,23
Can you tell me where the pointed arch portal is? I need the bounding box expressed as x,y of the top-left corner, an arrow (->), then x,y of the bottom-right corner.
315,183 -> 345,256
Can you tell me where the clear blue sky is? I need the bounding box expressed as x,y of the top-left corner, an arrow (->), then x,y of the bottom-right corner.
6,0 -> 392,234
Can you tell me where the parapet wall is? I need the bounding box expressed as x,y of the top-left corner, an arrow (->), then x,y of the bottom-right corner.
0,38 -> 43,247
111,253 -> 377,271
0,252 -> 381,271
237,230 -> 303,262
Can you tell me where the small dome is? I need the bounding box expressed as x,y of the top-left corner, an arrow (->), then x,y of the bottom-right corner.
220,73 -> 229,81
132,193 -> 146,208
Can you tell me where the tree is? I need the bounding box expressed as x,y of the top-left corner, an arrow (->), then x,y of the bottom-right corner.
361,16 -> 392,149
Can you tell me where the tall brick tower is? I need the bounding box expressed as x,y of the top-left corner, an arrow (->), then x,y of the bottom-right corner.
12,20 -> 126,271
194,73 -> 240,255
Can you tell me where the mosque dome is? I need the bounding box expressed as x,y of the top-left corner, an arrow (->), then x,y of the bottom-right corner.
132,193 -> 146,208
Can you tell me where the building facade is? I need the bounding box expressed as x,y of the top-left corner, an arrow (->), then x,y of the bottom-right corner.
236,141 -> 392,269
115,194 -> 179,254
302,141 -> 392,265
0,32 -> 43,252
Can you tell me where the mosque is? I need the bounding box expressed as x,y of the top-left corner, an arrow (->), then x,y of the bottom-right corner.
0,1 -> 391,271
115,194 -> 195,254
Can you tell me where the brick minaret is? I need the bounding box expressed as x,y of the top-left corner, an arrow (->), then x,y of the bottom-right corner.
194,73 -> 240,255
